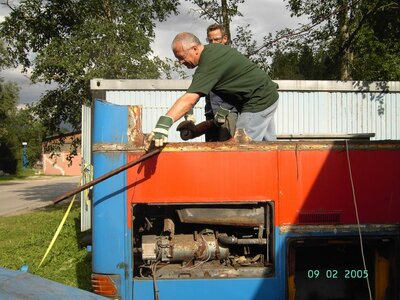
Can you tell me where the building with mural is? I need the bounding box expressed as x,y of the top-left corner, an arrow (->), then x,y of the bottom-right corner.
42,131 -> 81,176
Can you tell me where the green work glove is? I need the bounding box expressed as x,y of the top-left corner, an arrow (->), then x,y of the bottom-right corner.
184,108 -> 196,123
214,106 -> 230,126
147,115 -> 174,148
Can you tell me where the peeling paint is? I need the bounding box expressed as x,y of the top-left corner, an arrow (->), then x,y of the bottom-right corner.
92,140 -> 400,153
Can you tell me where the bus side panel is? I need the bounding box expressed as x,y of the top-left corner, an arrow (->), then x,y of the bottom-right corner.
277,149 -> 400,225
92,99 -> 132,299
126,147 -> 400,225
126,151 -> 279,204
92,153 -> 131,297
93,99 -> 128,144
133,227 -> 286,300
133,278 -> 280,300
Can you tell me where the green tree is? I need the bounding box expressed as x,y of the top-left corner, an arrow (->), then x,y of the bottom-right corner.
0,40 -> 12,68
0,78 -> 45,174
0,39 -> 18,173
350,4 -> 400,80
255,0 -> 400,80
0,77 -> 19,173
0,78 -> 18,138
1,38 -> 50,174
233,24 -> 272,72
297,46 -> 315,79
270,50 -> 302,80
1,0 -> 179,132
13,107 -> 46,168
270,45 -> 337,80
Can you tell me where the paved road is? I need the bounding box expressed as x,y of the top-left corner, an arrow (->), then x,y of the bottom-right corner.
0,176 -> 81,216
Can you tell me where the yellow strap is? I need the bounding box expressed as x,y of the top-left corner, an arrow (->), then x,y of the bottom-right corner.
38,192 -> 77,268
38,164 -> 93,268
83,164 -> 93,207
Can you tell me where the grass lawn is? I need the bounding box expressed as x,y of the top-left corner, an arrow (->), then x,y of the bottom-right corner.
0,168 -> 42,182
0,203 -> 93,291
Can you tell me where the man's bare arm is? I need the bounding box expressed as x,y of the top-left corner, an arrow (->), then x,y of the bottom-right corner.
166,92 -> 201,122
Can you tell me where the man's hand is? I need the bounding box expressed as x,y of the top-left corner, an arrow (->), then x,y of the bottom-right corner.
146,115 -> 174,149
214,106 -> 230,126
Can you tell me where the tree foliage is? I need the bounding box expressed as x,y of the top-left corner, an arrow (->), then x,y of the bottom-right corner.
0,77 -> 18,140
232,25 -> 273,72
9,106 -> 45,169
249,0 -> 400,80
0,40 -> 12,69
269,45 -> 335,80
0,75 -> 44,174
1,0 -> 179,131
0,77 -> 18,173
350,2 -> 400,80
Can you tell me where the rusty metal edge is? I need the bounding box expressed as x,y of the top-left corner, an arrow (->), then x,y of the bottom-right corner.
279,224 -> 400,234
92,140 -> 400,153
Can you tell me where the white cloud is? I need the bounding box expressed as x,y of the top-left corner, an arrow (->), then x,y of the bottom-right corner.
152,0 -> 308,60
152,2 -> 210,60
236,0 -> 307,34
1,67 -> 57,104
0,3 -> 11,19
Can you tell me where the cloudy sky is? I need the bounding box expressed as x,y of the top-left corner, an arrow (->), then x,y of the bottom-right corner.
0,0 -> 306,104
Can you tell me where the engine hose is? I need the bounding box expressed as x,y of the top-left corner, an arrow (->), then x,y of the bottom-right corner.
218,236 -> 267,245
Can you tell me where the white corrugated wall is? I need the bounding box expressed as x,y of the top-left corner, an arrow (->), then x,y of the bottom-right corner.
81,104 -> 92,231
106,90 -> 207,142
99,80 -> 399,141
276,90 -> 399,140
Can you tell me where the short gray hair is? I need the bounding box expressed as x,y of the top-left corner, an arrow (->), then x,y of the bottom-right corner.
171,32 -> 202,51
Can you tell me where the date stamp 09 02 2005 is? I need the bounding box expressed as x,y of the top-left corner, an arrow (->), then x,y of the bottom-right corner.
307,269 -> 369,279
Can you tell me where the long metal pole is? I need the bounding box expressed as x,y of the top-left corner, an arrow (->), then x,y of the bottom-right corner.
52,148 -> 161,204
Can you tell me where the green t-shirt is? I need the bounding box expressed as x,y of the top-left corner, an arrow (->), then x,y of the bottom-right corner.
187,44 -> 279,113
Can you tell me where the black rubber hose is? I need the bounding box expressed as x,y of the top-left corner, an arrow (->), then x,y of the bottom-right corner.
218,236 -> 267,245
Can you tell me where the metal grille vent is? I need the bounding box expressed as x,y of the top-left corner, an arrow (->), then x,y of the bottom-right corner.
298,211 -> 341,224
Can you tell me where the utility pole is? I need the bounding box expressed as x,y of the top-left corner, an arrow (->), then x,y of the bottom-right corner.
22,142 -> 28,169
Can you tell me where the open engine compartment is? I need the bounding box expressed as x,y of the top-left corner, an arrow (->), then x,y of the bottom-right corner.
132,202 -> 274,279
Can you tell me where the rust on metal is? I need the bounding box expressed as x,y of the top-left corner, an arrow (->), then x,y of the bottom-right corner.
195,237 -> 207,259
279,224 -> 400,234
127,105 -> 144,147
163,218 -> 175,237
232,128 -> 252,144
177,207 -> 265,227
93,140 -> 400,153
189,217 -> 264,227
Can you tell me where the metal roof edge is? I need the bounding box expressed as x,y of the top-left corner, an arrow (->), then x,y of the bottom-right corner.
90,79 -> 400,92
276,80 -> 400,92
90,79 -> 192,90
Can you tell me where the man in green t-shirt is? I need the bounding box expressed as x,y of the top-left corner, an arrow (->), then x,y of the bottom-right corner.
203,23 -> 238,142
147,32 -> 279,148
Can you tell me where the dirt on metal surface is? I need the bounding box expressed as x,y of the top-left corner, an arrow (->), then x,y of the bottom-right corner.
128,105 -> 145,147
92,139 -> 400,153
